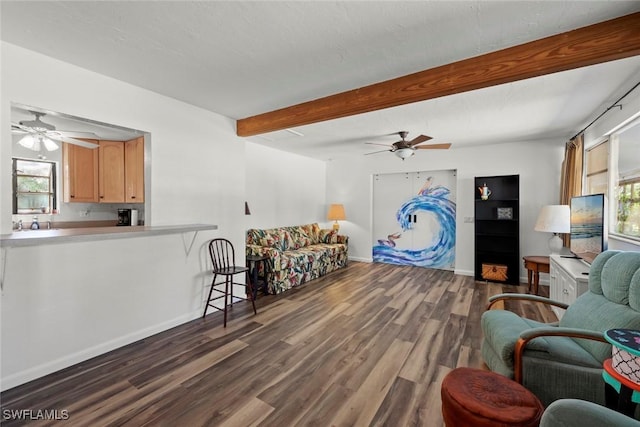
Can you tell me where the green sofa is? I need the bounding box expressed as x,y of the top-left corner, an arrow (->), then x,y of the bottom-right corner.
246,223 -> 348,294
481,250 -> 640,406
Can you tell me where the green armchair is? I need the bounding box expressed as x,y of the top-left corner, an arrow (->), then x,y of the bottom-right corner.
541,399 -> 640,427
481,250 -> 640,406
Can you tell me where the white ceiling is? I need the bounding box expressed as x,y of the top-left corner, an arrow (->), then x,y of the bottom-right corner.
2,1 -> 640,160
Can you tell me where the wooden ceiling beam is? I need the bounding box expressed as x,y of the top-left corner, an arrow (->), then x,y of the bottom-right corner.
236,12 -> 640,137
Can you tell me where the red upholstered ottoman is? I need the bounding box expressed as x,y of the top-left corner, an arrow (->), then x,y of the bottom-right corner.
441,367 -> 544,427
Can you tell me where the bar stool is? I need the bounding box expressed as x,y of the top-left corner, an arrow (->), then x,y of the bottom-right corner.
202,238 -> 256,327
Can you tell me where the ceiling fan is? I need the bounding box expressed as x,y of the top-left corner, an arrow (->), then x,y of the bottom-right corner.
11,111 -> 99,152
365,131 -> 451,160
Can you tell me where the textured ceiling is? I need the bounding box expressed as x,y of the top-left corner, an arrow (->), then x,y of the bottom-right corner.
2,1 -> 640,160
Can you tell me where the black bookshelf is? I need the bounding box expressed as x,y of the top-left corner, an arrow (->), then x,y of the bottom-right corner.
474,174 -> 520,284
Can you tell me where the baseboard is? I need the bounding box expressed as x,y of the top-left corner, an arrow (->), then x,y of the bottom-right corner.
454,268 -> 474,277
344,263 -> 546,286
1,311 -> 201,391
348,256 -> 373,263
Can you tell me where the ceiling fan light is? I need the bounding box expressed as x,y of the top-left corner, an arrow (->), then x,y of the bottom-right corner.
42,136 -> 59,151
395,147 -> 414,159
17,134 -> 39,151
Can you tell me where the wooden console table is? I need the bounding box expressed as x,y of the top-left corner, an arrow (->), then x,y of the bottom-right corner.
523,255 -> 550,295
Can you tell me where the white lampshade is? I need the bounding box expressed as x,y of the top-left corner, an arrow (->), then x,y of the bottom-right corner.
395,148 -> 414,160
535,205 -> 570,254
534,205 -> 570,233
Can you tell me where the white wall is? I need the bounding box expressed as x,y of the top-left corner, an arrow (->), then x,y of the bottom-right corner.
0,42 -> 248,389
245,142 -> 328,229
1,43 -> 331,390
326,139 -> 564,279
1,42 -> 246,235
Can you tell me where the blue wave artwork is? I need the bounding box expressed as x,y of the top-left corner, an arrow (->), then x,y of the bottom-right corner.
373,179 -> 456,268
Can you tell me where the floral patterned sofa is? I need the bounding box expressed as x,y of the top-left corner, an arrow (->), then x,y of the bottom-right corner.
246,223 -> 348,294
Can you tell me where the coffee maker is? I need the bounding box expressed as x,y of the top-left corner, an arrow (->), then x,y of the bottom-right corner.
117,209 -> 138,226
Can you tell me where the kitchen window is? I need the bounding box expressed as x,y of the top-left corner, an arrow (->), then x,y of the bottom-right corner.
12,158 -> 57,214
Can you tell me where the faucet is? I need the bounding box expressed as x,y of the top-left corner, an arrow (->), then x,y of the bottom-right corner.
31,216 -> 40,230
47,220 -> 52,230
17,220 -> 23,231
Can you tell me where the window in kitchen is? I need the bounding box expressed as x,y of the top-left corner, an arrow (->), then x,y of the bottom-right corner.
12,158 -> 57,214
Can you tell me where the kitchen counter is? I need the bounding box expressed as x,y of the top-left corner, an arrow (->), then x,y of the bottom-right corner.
0,224 -> 218,247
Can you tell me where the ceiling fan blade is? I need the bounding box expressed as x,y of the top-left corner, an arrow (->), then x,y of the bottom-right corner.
408,134 -> 432,146
11,122 -> 32,132
48,135 -> 99,149
53,130 -> 99,139
415,143 -> 452,150
364,149 -> 392,155
365,142 -> 393,147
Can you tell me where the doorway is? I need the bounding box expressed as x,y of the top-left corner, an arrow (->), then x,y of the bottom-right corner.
372,170 -> 456,269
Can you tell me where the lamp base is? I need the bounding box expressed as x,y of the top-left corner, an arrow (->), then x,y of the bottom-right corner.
548,233 -> 563,255
332,221 -> 340,232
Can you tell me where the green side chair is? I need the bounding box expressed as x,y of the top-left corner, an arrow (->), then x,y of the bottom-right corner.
481,250 -> 640,406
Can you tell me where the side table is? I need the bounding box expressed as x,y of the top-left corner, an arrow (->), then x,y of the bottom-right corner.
246,255 -> 270,299
523,255 -> 550,295
603,329 -> 640,417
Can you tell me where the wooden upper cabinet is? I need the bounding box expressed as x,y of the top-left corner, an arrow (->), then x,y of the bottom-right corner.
64,138 -> 144,204
125,137 -> 144,203
63,141 -> 99,203
99,140 -> 125,203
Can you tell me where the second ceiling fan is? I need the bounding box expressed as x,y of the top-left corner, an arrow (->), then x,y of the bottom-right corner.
11,111 -> 100,152
365,131 -> 451,160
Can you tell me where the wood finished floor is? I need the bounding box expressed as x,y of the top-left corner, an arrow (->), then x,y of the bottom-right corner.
1,261 -> 556,427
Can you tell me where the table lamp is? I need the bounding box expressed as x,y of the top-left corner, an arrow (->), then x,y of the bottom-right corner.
534,205 -> 570,255
327,204 -> 346,231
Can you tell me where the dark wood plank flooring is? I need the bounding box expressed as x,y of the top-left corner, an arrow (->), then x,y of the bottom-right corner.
1,261 -> 555,426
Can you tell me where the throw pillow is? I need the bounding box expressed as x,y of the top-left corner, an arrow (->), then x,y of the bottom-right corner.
319,229 -> 338,244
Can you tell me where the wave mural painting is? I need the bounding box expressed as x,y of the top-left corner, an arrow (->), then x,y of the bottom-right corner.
373,178 -> 456,268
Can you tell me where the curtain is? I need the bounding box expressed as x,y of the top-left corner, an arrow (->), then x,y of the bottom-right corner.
559,133 -> 584,246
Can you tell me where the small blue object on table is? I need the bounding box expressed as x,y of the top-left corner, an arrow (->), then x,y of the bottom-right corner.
603,329 -> 640,417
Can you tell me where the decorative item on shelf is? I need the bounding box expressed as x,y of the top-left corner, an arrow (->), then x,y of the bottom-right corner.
481,263 -> 508,282
327,203 -> 346,231
497,207 -> 513,220
478,183 -> 491,200
534,205 -> 570,255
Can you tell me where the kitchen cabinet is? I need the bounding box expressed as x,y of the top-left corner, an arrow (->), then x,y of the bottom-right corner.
63,141 -> 99,203
549,255 -> 589,319
99,140 -> 125,203
474,174 -> 519,284
64,138 -> 144,204
125,137 -> 144,203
